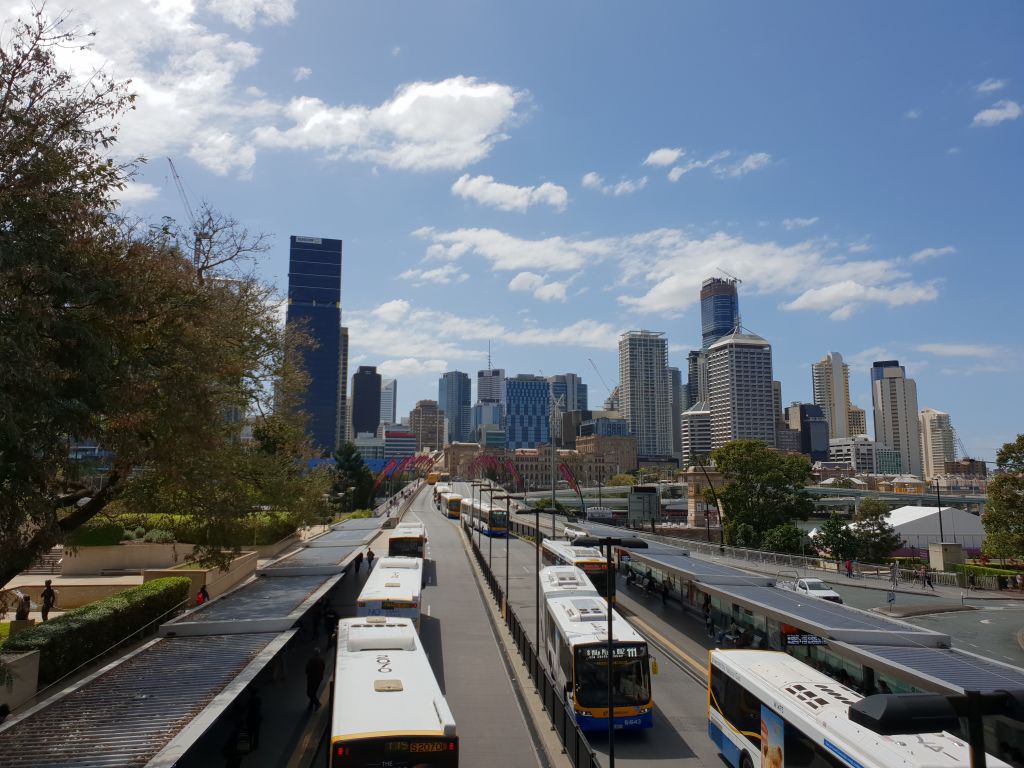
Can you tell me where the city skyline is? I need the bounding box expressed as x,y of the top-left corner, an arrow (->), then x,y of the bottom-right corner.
60,1 -> 1023,461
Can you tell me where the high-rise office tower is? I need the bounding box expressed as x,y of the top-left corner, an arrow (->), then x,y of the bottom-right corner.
786,403 -> 830,462
847,405 -> 867,436
618,331 -> 672,460
669,366 -> 683,462
379,378 -> 397,427
547,373 -> 588,443
439,371 -> 472,443
680,401 -> 711,467
350,366 -> 382,437
707,329 -> 775,449
685,349 -> 708,408
285,235 -> 343,453
477,368 -> 506,404
811,352 -> 851,440
919,407 -> 955,481
504,375 -> 550,449
338,326 -> 349,445
700,277 -> 741,349
870,360 -> 922,477
409,399 -> 445,451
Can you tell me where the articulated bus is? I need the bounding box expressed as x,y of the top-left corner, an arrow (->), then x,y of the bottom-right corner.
541,538 -> 610,597
432,484 -> 450,505
331,617 -> 458,767
459,497 -> 508,537
388,521 -> 427,558
439,492 -> 462,519
708,649 -> 1009,768
356,556 -> 424,630
539,565 -> 654,733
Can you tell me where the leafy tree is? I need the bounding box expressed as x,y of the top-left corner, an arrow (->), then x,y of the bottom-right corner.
731,522 -> 760,548
331,442 -> 375,511
852,497 -> 903,562
829,478 -> 856,489
0,11 -> 320,583
534,497 -> 567,512
983,434 -> 1024,563
706,440 -> 813,540
814,513 -> 859,561
761,523 -> 811,555
608,473 -> 637,487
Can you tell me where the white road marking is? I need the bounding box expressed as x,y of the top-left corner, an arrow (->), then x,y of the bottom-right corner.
980,619 -> 992,624
427,604 -> 431,616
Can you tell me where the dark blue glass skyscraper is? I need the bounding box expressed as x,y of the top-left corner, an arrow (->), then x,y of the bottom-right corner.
286,235 -> 342,453
438,371 -> 472,443
700,277 -> 740,349
504,375 -> 550,449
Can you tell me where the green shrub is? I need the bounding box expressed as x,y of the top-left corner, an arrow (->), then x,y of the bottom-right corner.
1,577 -> 189,686
348,509 -> 374,519
65,519 -> 126,547
143,529 -> 175,543
133,526 -> 146,539
950,563 -> 1020,577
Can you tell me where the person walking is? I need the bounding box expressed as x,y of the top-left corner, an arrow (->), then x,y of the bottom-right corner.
888,561 -> 899,589
923,568 -> 935,591
40,579 -> 57,622
844,559 -> 853,578
366,549 -> 376,570
323,607 -> 339,646
353,551 -> 364,573
197,585 -> 211,605
245,693 -> 263,750
1016,573 -> 1023,593
305,648 -> 326,710
661,579 -> 669,606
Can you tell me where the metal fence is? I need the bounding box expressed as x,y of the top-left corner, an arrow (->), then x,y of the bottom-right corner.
468,535 -> 601,768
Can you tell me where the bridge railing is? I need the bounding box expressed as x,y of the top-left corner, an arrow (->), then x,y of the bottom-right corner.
468,532 -> 601,768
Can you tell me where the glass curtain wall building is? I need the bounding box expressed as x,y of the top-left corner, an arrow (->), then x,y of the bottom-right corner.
351,366 -> 382,437
285,235 -> 343,453
700,277 -> 740,349
438,371 -> 472,443
504,375 -> 550,449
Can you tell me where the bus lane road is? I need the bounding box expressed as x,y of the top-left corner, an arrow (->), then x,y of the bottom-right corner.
411,490 -> 546,768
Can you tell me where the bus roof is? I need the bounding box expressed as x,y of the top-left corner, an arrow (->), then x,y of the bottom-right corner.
358,557 -> 423,602
539,566 -> 643,648
392,521 -> 425,537
543,538 -> 605,562
711,650 -> 1011,768
439,492 -> 462,502
333,618 -> 456,741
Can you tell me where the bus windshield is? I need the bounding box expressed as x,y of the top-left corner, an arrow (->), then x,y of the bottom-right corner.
490,511 -> 508,527
388,538 -> 422,557
574,643 -> 650,708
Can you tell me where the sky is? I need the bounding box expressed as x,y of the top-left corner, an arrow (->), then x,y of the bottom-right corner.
8,1 -> 1022,461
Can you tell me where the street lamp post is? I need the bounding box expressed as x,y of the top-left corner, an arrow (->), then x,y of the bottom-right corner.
484,486 -> 496,568
695,453 -> 725,552
470,480 -> 484,550
571,534 -> 648,768
934,479 -> 946,544
493,494 -> 516,617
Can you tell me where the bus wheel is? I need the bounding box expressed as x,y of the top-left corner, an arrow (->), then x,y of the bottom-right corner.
740,752 -> 754,768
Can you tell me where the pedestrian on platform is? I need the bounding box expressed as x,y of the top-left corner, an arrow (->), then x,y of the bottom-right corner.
324,607 -> 339,645
888,561 -> 899,588
1016,574 -> 1023,592
366,549 -> 376,570
246,693 -> 263,750
41,579 -> 57,622
844,559 -> 853,578
305,648 -> 326,710
661,580 -> 669,606
354,551 -> 364,573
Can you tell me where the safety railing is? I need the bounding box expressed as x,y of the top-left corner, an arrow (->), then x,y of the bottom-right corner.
468,534 -> 601,768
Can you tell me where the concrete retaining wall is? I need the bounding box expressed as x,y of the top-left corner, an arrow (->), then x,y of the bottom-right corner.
0,651 -> 39,712
143,551 -> 257,603
61,543 -> 196,576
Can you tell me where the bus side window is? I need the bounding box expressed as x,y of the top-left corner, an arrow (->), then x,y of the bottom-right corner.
722,676 -> 763,746
784,722 -> 846,767
558,636 -> 572,682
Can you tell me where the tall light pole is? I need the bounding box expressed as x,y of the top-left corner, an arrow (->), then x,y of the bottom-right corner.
493,493 -> 516,617
549,389 -> 565,540
470,480 -> 484,548
934,478 -> 946,545
484,486 -> 496,567
695,453 -> 725,552
572,534 -> 648,768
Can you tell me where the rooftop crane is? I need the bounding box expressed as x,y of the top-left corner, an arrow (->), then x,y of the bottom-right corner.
587,357 -> 614,399
167,157 -> 209,272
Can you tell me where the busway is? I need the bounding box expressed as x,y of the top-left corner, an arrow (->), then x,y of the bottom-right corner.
508,512 -> 1024,698
0,507 -> 396,768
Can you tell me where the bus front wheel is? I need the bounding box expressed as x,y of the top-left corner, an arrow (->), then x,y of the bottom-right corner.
740,752 -> 754,768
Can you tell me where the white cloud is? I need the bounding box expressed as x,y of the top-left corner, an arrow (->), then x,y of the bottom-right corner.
293,66 -> 312,82
508,272 -> 567,302
847,346 -> 894,368
643,147 -> 684,167
972,100 -> 1022,127
398,265 -> 468,285
581,172 -> 647,196
667,151 -> 730,181
508,272 -> 545,292
905,109 -> 921,119
416,227 -> 615,272
534,281 -> 568,302
378,358 -> 449,377
716,152 -> 772,178
976,78 -> 1008,94
115,182 -> 160,205
783,281 -> 938,319
946,146 -> 961,155
255,76 -> 526,170
209,0 -> 297,29
848,241 -> 872,253
940,364 -> 1008,376
451,174 -> 567,212
782,217 -> 819,230
909,245 -> 956,263
392,46 -> 401,56
915,342 -> 1002,358
373,299 -> 412,323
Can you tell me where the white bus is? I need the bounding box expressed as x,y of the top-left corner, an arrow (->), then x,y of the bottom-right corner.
356,556 -> 424,630
538,565 -> 654,733
330,617 -> 458,767
708,649 -> 1010,768
439,491 -> 462,519
388,521 -> 427,558
541,538 -> 610,597
459,497 -> 508,537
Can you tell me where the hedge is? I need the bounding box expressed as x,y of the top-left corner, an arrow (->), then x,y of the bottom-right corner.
1,577 -> 190,686
66,519 -> 126,547
950,563 -> 1021,577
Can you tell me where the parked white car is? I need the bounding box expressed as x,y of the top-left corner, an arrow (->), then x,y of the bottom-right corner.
779,577 -> 843,604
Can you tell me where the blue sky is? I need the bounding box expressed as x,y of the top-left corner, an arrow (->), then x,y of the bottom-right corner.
18,1 -> 1022,460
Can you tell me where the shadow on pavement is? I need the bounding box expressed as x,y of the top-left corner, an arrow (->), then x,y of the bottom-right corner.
419,614 -> 446,694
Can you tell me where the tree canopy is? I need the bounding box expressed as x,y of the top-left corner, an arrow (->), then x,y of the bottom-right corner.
852,497 -> 903,562
0,11 -> 323,584
983,434 -> 1024,561
706,439 -> 814,544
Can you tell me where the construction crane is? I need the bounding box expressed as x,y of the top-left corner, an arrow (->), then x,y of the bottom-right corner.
717,266 -> 743,285
166,157 -> 209,272
587,357 -> 614,399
